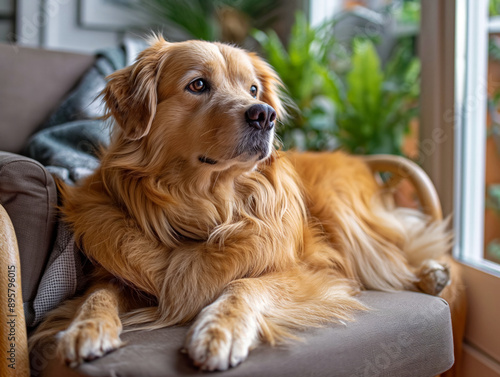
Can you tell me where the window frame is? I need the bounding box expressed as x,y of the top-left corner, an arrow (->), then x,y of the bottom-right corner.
456,0 -> 500,273
420,0 -> 500,373
420,0 -> 500,273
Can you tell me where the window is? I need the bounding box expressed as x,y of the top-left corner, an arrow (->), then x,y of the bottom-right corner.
455,0 -> 500,274
419,0 -> 500,374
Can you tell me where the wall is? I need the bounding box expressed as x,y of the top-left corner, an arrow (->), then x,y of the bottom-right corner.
7,0 -> 303,55
13,0 -> 128,53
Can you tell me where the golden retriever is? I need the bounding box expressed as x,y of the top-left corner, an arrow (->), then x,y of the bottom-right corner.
30,35 -> 462,372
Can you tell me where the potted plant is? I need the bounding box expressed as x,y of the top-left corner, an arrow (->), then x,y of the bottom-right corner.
254,12 -> 420,155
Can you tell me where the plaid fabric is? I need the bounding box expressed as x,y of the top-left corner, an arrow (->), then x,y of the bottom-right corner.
25,222 -> 84,327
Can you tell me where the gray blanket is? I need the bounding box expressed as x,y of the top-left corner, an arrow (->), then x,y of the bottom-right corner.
24,37 -> 147,327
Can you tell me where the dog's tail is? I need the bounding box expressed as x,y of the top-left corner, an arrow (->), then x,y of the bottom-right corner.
392,207 -> 453,265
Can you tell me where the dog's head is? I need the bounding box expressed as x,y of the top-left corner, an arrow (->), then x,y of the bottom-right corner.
102,36 -> 286,172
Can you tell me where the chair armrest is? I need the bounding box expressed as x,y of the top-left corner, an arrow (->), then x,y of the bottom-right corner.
0,204 -> 29,376
363,154 -> 443,221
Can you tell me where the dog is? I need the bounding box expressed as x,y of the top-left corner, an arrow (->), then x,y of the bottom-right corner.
30,35 -> 463,372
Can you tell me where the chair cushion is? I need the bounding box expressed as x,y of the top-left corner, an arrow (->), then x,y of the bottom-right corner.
32,291 -> 454,377
0,152 -> 57,305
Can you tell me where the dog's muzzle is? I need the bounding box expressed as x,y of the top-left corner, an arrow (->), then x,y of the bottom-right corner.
238,104 -> 276,160
200,104 -> 277,165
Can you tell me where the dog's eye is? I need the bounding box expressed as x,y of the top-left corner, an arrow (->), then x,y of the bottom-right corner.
250,85 -> 258,98
187,79 -> 207,94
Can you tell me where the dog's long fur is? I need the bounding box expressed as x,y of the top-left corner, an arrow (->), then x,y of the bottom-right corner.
30,36 -> 463,371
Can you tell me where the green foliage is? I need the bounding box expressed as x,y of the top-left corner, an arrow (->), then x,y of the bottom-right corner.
255,13 -> 420,154
489,36 -> 500,63
136,0 -> 280,41
486,184 -> 500,215
392,0 -> 421,24
337,39 -> 385,153
337,38 -> 419,155
253,13 -> 346,150
491,0 -> 500,16
158,0 -> 217,40
487,239 -> 500,262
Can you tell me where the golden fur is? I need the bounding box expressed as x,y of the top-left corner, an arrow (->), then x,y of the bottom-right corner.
30,36 -> 463,372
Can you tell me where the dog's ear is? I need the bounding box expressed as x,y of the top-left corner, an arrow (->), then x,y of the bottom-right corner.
248,53 -> 289,120
101,39 -> 168,140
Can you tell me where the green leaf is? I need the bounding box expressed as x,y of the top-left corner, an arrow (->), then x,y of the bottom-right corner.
138,0 -> 220,40
346,39 -> 383,120
252,29 -> 289,74
487,239 -> 500,261
255,10 -> 418,154
315,64 -> 345,111
487,184 -> 500,213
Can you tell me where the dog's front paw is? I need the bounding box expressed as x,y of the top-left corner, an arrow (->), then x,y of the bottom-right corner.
56,319 -> 123,367
416,260 -> 450,296
184,310 -> 259,371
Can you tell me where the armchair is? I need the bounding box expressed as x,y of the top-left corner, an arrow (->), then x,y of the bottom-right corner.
0,43 -> 462,377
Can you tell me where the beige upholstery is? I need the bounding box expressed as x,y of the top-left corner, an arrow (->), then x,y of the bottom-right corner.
0,43 -> 94,153
0,204 -> 29,377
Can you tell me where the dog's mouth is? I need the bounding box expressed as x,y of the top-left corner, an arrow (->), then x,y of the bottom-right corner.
197,149 -> 267,167
197,121 -> 274,168
198,156 -> 218,165
234,129 -> 273,161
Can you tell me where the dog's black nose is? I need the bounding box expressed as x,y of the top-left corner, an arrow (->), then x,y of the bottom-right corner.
245,104 -> 276,131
